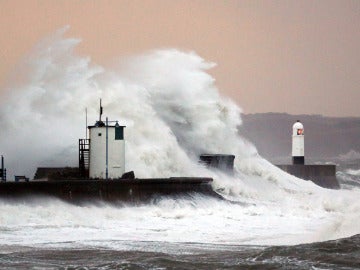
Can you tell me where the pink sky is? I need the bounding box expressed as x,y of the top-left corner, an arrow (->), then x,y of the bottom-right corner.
1,0 -> 359,116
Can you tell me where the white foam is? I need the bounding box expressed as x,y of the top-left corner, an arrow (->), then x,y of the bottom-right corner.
0,28 -> 359,250
346,169 -> 360,176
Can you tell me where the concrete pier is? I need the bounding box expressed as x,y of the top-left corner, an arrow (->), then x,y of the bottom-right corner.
276,164 -> 340,189
0,177 -> 219,203
0,166 -> 221,203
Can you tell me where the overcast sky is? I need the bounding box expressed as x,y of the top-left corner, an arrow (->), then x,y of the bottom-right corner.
0,0 -> 359,117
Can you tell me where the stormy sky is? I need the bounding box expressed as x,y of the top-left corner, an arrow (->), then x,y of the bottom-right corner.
0,0 -> 359,117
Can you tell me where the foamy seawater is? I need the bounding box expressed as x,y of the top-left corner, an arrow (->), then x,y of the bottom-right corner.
0,28 -> 359,269
1,167 -> 359,249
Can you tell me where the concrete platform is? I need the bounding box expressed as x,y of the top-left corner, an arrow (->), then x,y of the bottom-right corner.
276,164 -> 340,189
0,177 -> 220,203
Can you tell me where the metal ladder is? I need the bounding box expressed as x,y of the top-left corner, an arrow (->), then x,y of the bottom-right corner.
79,139 -> 90,178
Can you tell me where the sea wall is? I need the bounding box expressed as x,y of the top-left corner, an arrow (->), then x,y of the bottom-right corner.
276,164 -> 340,189
0,178 -> 219,203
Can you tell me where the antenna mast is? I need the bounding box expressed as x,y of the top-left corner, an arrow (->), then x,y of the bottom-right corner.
99,99 -> 103,122
85,108 -> 88,140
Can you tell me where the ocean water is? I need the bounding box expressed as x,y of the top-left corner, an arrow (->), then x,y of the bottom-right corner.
0,235 -> 359,269
0,28 -> 359,269
0,180 -> 359,270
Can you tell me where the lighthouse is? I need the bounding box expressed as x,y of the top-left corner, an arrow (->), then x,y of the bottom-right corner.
292,120 -> 305,164
88,120 -> 126,179
277,119 -> 339,189
85,101 -> 126,179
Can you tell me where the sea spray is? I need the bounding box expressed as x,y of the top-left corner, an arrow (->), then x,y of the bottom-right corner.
0,28 -> 359,247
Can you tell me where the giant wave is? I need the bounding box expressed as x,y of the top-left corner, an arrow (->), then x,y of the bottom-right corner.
0,28 -> 359,250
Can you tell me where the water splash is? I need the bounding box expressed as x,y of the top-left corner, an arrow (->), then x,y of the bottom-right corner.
0,28 -> 359,247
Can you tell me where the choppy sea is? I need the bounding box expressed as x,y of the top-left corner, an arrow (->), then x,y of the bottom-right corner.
0,30 -> 359,269
0,234 -> 359,270
0,165 -> 359,270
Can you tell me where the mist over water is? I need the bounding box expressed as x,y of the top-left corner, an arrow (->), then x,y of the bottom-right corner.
0,28 -> 359,253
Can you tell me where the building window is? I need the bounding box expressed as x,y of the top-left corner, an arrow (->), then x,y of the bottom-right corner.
115,126 -> 123,140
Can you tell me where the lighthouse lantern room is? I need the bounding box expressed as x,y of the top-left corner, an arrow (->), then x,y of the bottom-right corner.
292,120 -> 305,165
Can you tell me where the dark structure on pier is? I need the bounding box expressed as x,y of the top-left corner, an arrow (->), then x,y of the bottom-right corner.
276,164 -> 339,189
199,154 -> 235,173
0,155 -> 6,182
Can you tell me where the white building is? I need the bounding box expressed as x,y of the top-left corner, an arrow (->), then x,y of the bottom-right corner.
89,121 -> 126,179
292,120 -> 305,165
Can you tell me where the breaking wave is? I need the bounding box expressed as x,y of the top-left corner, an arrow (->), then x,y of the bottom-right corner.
0,28 -> 359,248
